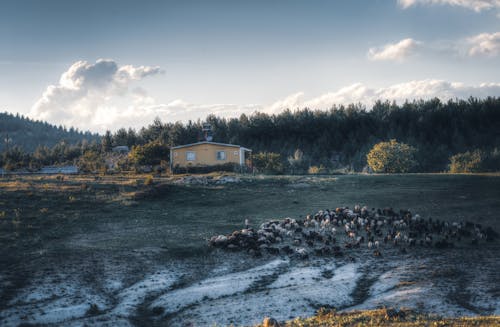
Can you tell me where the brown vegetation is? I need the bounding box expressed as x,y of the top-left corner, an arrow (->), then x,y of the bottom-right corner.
255,308 -> 500,327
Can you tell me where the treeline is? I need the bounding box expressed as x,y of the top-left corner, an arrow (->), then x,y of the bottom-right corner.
0,112 -> 99,153
0,141 -> 102,171
1,97 -> 500,173
106,97 -> 500,172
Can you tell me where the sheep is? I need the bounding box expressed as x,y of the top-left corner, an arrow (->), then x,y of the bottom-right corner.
295,247 -> 309,259
209,205 -> 499,260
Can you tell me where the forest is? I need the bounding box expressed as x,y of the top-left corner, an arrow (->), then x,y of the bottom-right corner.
0,112 -> 99,152
1,97 -> 500,173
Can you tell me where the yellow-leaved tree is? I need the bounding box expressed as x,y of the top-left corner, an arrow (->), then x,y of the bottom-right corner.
366,139 -> 416,173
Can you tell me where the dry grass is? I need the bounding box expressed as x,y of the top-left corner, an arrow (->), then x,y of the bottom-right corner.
254,308 -> 500,327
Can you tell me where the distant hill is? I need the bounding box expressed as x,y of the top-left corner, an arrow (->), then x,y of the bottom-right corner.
0,112 -> 100,152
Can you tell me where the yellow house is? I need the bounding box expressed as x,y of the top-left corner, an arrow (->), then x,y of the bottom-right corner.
170,141 -> 252,170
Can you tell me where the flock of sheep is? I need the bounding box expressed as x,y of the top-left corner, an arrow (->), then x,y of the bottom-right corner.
208,205 -> 499,259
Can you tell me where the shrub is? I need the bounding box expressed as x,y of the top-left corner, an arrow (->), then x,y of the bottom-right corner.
252,152 -> 284,174
366,139 -> 417,173
449,150 -> 483,173
129,141 -> 169,166
308,165 -> 327,175
172,163 -> 240,174
144,175 -> 154,186
78,150 -> 105,173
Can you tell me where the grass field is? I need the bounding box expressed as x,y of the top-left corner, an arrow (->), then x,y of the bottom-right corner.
1,173 -> 499,255
0,173 -> 499,326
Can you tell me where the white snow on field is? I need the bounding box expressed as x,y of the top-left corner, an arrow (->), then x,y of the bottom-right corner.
1,275 -> 108,326
348,263 -> 477,317
150,258 -> 287,315
162,261 -> 361,327
9,274 -> 77,305
268,262 -> 358,306
464,269 -> 500,315
112,269 -> 180,317
0,267 -> 181,326
2,255 -> 498,327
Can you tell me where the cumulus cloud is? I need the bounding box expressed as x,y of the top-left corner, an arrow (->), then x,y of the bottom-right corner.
31,61 -> 500,132
267,80 -> 500,111
369,32 -> 500,59
398,0 -> 500,12
31,59 -> 163,130
467,31 -> 500,56
367,38 -> 422,61
266,92 -> 305,113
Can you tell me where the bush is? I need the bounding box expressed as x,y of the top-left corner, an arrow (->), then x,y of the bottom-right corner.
252,152 -> 284,174
308,165 -> 327,174
366,139 -> 417,173
172,163 -> 240,174
129,141 -> 169,166
448,149 -> 500,173
449,150 -> 483,173
144,175 -> 154,186
78,150 -> 105,173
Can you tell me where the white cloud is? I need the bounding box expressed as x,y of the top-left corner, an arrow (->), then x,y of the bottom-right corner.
369,32 -> 500,59
267,80 -> 500,111
398,0 -> 500,12
31,59 -> 163,131
467,31 -> 500,56
367,38 -> 422,61
30,60 -> 500,132
266,92 -> 305,114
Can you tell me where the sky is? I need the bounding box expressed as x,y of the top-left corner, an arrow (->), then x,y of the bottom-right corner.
1,0 -> 500,133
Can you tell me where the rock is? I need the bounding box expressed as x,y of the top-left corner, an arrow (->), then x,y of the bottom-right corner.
263,317 -> 280,327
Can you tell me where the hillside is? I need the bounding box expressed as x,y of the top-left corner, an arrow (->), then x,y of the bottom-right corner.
0,112 -> 99,152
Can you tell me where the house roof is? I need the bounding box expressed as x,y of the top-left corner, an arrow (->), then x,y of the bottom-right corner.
171,141 -> 252,151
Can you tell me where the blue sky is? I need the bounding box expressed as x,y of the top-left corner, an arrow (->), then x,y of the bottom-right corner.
1,0 -> 499,132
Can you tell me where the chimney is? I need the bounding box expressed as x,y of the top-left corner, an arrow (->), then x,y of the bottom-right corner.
202,123 -> 213,142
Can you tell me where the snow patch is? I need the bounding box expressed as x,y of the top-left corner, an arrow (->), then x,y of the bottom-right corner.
112,269 -> 180,317
150,258 -> 287,315
164,261 -> 361,327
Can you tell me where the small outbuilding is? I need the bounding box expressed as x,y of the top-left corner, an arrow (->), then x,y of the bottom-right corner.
112,145 -> 130,153
170,141 -> 252,171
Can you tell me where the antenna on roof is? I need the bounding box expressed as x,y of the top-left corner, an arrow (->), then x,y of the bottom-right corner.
202,123 -> 213,142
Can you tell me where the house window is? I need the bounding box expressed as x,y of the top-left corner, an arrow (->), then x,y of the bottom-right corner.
216,151 -> 226,160
186,151 -> 196,161
233,151 -> 238,156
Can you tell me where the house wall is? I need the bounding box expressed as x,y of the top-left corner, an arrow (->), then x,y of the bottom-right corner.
171,143 -> 241,167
